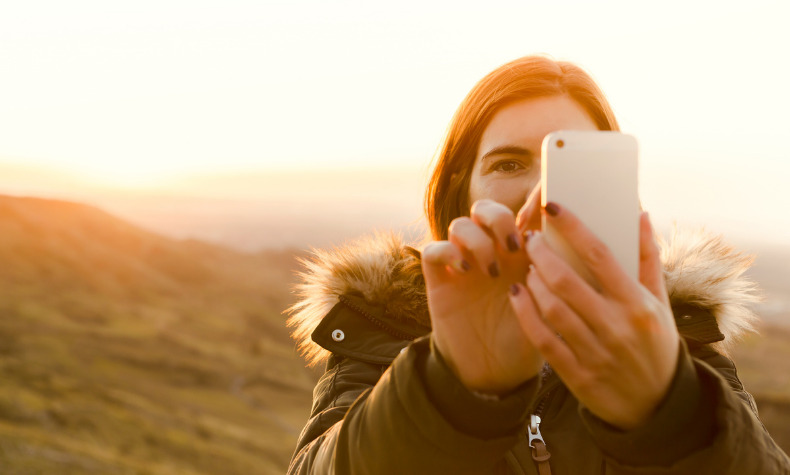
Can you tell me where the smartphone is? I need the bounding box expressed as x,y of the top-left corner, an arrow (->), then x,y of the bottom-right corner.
541,130 -> 640,289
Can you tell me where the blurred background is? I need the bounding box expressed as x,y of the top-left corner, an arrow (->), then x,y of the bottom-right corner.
1,0 -> 789,473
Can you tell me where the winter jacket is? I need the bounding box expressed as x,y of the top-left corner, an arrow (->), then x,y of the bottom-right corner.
286,230 -> 790,474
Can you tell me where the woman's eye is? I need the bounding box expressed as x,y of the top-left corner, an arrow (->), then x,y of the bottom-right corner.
493,160 -> 524,173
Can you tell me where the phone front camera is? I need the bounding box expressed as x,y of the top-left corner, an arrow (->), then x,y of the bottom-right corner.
556,139 -> 565,148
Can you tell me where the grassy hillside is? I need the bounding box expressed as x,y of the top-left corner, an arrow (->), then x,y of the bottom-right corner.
0,194 -> 788,473
0,196 -> 315,474
731,324 -> 790,451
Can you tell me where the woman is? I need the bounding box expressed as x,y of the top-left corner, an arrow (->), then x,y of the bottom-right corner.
286,56 -> 790,474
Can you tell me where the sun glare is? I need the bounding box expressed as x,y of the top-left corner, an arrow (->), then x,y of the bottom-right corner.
0,1 -> 788,245
65,162 -> 183,191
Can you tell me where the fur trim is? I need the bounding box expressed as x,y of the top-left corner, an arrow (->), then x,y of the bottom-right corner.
285,231 -> 426,367
287,228 -> 760,366
659,227 -> 760,357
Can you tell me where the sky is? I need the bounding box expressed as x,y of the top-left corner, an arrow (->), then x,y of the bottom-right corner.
1,0 -> 789,249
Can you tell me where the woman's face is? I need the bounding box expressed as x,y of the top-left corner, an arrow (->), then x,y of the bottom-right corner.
469,95 -> 599,214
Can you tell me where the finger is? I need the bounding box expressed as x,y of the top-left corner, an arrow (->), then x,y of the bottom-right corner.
421,241 -> 469,283
638,212 -> 669,304
542,202 -> 640,299
526,268 -> 603,362
470,199 -> 522,253
508,282 -> 579,376
448,217 -> 500,278
526,232 -> 610,330
516,184 -> 542,236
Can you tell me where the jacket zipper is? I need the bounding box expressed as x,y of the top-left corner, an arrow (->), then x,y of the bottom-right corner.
527,367 -> 557,475
528,388 -> 553,447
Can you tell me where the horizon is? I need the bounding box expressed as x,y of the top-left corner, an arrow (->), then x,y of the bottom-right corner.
1,165 -> 789,254
2,188 -> 789,330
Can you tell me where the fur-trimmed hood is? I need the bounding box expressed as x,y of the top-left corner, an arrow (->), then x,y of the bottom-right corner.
287,229 -> 760,367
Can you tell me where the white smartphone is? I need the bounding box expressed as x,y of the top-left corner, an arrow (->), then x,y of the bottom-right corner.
541,130 -> 640,289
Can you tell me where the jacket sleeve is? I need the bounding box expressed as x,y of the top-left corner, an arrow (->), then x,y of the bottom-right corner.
580,339 -> 790,474
288,334 -> 539,475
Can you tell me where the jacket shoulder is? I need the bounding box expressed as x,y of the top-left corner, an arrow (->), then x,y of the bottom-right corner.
285,231 -> 429,367
661,228 -> 760,356
311,294 -> 429,365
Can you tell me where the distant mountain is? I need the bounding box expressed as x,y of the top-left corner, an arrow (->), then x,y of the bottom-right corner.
0,195 -> 315,474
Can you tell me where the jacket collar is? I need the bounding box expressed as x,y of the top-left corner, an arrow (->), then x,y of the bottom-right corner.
287,229 -> 759,367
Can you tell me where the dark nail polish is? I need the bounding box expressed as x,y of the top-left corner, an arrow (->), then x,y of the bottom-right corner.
488,262 -> 500,278
506,233 -> 519,252
509,283 -> 519,296
545,202 -> 560,217
461,259 -> 471,272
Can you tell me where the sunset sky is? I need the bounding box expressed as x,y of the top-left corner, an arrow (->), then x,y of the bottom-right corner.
1,1 -> 789,249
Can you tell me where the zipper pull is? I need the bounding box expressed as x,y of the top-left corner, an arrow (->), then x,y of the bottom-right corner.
528,414 -> 552,474
528,414 -> 545,448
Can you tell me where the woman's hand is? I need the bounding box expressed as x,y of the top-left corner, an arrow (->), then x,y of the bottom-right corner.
421,195 -> 544,396
508,204 -> 680,429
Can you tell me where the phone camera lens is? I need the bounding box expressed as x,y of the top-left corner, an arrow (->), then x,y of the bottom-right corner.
556,139 -> 564,148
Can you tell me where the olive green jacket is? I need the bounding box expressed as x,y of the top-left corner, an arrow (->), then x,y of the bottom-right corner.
286,231 -> 790,474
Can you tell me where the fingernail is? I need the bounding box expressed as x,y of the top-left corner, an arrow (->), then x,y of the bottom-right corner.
509,283 -> 519,296
488,262 -> 500,278
524,230 -> 534,242
545,202 -> 560,217
506,233 -> 519,252
452,259 -> 470,273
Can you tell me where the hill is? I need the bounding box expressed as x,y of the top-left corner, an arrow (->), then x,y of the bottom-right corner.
0,195 -> 788,473
0,195 -> 315,474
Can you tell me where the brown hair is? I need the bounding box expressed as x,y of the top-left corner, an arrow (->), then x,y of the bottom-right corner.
424,55 -> 620,240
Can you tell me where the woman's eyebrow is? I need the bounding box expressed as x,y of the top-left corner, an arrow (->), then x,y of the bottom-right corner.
481,145 -> 534,161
